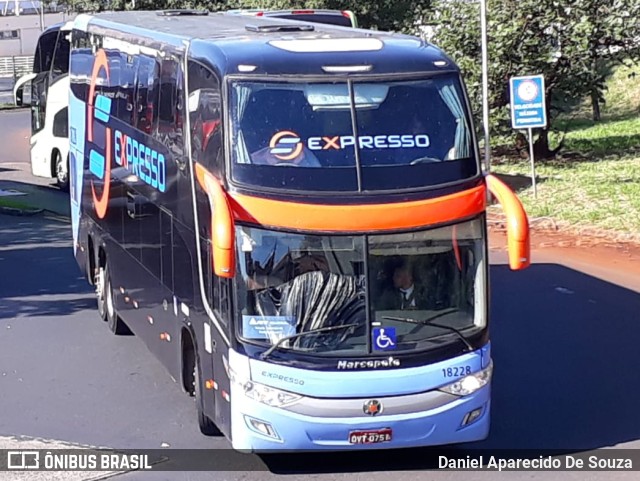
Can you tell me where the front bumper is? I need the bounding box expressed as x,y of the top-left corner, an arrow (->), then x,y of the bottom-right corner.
230,385 -> 490,452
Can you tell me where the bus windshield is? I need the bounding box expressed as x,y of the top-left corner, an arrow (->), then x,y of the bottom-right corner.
235,217 -> 486,356
229,74 -> 478,192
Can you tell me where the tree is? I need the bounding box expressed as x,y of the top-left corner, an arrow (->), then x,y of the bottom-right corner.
430,0 -> 640,158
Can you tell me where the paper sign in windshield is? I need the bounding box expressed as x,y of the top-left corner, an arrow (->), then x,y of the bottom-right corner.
242,315 -> 296,340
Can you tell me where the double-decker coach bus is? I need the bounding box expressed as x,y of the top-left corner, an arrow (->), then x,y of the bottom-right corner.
14,21 -> 73,190
69,9 -> 530,451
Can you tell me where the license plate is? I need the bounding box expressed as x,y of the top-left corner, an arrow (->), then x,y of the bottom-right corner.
348,428 -> 392,444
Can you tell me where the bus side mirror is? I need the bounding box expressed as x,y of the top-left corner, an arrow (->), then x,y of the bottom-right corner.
15,87 -> 23,106
195,163 -> 236,278
485,174 -> 531,270
13,73 -> 36,107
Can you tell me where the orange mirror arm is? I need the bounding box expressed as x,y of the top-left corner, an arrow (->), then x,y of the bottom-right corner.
485,174 -> 531,270
195,163 -> 235,278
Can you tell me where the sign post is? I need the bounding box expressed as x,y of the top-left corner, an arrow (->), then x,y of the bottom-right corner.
509,75 -> 547,198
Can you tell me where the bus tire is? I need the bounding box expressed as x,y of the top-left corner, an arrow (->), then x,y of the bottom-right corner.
194,360 -> 222,436
55,150 -> 69,192
96,264 -> 107,321
104,263 -> 131,335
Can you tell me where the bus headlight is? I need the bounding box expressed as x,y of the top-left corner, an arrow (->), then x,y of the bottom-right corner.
243,381 -> 302,407
439,362 -> 493,396
228,363 -> 302,408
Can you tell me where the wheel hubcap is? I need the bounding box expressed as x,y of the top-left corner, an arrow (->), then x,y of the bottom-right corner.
106,280 -> 114,318
57,162 -> 67,183
96,268 -> 104,302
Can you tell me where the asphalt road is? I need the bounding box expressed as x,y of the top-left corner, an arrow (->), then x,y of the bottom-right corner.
0,108 -> 31,166
1,212 -> 640,480
2,108 -> 640,480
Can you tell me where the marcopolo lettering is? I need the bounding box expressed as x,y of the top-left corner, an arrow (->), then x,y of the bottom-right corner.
337,357 -> 401,370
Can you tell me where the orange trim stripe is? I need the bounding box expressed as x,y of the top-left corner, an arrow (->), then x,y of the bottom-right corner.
228,185 -> 486,232
485,174 -> 530,270
195,163 -> 236,278
452,224 -> 463,271
91,127 -> 111,219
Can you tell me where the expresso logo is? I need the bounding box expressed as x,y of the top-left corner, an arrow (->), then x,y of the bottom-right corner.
87,49 -> 112,220
269,130 -> 303,160
261,371 -> 305,385
87,49 -> 167,220
267,130 -> 431,160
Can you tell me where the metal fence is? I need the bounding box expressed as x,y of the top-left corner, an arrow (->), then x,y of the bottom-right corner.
0,55 -> 33,80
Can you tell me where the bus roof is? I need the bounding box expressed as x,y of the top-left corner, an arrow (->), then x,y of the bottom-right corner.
77,10 -> 457,77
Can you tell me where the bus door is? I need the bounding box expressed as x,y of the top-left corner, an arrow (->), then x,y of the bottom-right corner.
30,29 -> 58,140
187,59 -> 233,436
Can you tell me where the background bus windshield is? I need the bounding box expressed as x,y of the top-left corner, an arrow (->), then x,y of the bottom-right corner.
230,74 -> 478,192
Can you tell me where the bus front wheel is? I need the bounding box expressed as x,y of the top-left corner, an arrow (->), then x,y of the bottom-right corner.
54,150 -> 69,192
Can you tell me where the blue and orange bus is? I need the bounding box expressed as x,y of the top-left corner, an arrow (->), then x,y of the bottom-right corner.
68,9 -> 529,451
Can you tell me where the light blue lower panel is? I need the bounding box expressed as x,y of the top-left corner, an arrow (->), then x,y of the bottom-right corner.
230,386 -> 490,452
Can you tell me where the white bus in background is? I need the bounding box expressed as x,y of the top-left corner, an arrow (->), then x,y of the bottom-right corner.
224,8 -> 358,27
13,20 -> 71,191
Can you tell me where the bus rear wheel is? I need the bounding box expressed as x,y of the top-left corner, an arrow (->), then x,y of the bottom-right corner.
96,265 -> 107,321
104,264 -> 131,335
194,361 -> 221,436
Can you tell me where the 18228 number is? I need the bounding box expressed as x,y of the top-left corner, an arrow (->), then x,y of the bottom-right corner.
442,366 -> 472,377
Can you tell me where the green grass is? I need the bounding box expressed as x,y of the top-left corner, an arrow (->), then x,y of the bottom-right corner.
492,155 -> 640,235
0,196 -> 37,211
491,63 -> 640,239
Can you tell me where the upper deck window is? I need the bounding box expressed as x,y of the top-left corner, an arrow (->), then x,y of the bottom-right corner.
230,74 -> 477,192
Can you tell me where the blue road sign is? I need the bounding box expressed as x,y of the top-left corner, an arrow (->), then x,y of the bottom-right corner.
510,75 -> 547,129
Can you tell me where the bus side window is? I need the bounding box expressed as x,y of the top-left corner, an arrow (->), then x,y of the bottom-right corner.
50,30 -> 70,81
134,56 -> 158,134
33,30 -> 57,74
111,53 -> 134,126
70,31 -> 91,104
158,56 -> 184,157
187,61 -> 222,175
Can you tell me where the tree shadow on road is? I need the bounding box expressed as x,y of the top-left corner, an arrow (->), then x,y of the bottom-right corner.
0,213 -> 92,319
258,262 -> 640,473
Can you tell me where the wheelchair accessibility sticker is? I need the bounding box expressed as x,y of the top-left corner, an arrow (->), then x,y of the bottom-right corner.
373,327 -> 396,351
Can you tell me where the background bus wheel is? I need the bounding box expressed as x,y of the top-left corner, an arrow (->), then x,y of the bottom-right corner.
194,363 -> 221,436
55,151 -> 69,192
104,264 -> 131,335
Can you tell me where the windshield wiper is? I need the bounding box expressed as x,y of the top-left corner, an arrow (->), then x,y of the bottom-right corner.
260,323 -> 360,360
381,312 -> 473,351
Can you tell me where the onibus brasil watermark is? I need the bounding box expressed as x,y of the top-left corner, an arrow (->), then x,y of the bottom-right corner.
5,451 -> 152,471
